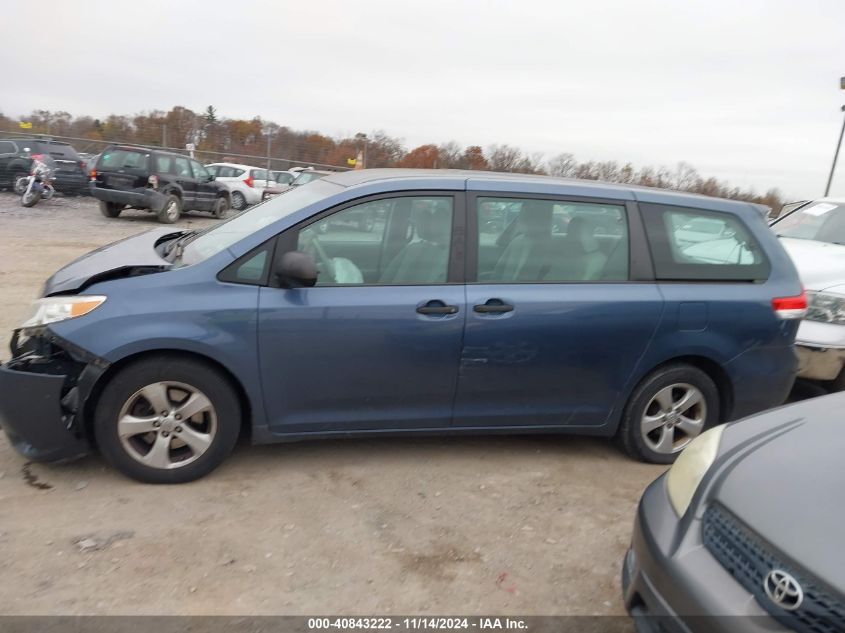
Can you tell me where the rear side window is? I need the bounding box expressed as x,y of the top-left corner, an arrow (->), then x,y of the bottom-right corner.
214,166 -> 244,178
251,169 -> 269,181
100,149 -> 150,170
0,141 -> 16,153
155,155 -> 173,173
641,203 -> 769,281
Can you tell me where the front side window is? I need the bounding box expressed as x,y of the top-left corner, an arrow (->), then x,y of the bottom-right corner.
773,201 -> 845,245
191,160 -> 210,180
293,196 -> 454,286
641,203 -> 769,281
476,197 -> 629,282
173,157 -> 191,177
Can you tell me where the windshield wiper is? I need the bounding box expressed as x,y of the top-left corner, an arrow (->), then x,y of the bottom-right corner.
163,230 -> 197,261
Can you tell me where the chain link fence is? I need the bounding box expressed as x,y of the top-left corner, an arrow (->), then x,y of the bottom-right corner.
0,129 -> 352,172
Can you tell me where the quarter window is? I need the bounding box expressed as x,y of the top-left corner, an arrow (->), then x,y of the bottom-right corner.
476,197 -> 629,282
641,203 -> 769,281
293,196 -> 454,286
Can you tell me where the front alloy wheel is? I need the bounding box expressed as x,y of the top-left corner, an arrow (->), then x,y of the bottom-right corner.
117,381 -> 217,469
95,356 -> 241,483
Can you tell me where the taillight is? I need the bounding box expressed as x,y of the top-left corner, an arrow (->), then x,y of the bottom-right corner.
244,175 -> 254,187
772,290 -> 807,319
148,174 -> 159,190
89,169 -> 96,180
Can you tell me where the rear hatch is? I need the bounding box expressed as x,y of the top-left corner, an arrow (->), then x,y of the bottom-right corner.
36,141 -> 85,178
93,147 -> 152,191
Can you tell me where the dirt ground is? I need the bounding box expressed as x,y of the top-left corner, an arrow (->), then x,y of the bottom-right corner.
0,192 -> 665,618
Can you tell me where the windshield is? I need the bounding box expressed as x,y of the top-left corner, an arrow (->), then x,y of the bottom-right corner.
773,201 -> 845,245
180,178 -> 341,265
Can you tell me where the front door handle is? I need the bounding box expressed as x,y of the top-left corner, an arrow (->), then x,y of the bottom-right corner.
417,300 -> 459,315
473,299 -> 514,314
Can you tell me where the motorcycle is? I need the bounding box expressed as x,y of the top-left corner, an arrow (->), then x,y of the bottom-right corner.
16,158 -> 55,208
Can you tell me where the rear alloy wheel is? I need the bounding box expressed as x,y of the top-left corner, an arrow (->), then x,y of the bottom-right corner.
212,196 -> 230,219
230,190 -> 247,211
95,356 -> 241,483
99,201 -> 123,218
12,172 -> 28,194
158,194 -> 182,224
618,364 -> 719,464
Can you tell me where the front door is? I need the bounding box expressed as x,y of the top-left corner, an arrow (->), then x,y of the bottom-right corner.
454,194 -> 663,428
257,193 -> 466,434
190,159 -> 216,211
172,156 -> 197,208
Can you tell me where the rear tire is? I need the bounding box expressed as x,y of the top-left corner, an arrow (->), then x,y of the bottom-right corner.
212,196 -> 230,219
94,356 -> 241,484
12,173 -> 28,194
99,201 -> 123,218
231,190 -> 247,211
617,364 -> 719,464
158,194 -> 182,224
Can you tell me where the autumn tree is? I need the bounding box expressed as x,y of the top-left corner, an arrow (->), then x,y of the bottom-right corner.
398,144 -> 440,168
461,146 -> 489,170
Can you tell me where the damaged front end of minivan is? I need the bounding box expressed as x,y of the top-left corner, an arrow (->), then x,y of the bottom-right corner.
0,327 -> 109,462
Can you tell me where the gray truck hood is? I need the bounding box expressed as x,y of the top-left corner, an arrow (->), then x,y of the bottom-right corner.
42,228 -> 179,296
779,237 -> 845,292
714,393 -> 845,593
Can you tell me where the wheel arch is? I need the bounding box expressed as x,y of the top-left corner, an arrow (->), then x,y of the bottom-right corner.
83,348 -> 253,446
625,354 -> 734,422
612,354 -> 735,434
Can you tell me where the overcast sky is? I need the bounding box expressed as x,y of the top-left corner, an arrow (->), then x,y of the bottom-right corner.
3,0 -> 844,199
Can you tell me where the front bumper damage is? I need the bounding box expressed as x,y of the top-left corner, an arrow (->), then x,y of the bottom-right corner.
0,329 -> 108,462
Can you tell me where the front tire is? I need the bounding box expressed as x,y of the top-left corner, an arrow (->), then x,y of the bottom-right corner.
99,201 -> 123,218
94,356 -> 241,483
617,364 -> 719,464
21,189 -> 42,207
158,194 -> 182,224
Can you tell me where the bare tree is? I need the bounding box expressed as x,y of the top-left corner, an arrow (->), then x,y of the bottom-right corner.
547,152 -> 577,178
487,144 -> 524,172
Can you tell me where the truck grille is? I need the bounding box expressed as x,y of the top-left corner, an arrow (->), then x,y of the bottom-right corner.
702,504 -> 845,633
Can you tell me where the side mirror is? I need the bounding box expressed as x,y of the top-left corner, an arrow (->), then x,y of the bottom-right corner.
275,251 -> 317,288
206,174 -> 215,182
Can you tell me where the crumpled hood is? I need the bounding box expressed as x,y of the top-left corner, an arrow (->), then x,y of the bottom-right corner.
42,228 -> 179,296
779,237 -> 845,291
714,393 -> 845,594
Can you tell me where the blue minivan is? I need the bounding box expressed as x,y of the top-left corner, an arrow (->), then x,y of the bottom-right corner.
0,170 -> 805,482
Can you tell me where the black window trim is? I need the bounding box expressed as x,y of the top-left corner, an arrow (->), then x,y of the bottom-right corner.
220,190 -> 467,288
465,191 -> 655,285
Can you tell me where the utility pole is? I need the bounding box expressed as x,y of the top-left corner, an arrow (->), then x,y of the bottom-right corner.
825,103 -> 845,197
161,124 -> 167,148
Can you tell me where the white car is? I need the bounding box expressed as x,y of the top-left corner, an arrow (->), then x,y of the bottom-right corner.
205,163 -> 276,210
771,198 -> 845,390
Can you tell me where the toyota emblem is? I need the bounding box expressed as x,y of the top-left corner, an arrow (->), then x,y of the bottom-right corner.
763,570 -> 804,611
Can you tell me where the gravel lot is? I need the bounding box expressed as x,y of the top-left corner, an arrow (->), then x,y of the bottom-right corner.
0,192 -> 665,619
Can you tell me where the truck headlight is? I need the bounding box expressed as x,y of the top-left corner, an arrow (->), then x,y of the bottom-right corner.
666,425 -> 726,516
20,295 -> 107,330
805,291 -> 845,325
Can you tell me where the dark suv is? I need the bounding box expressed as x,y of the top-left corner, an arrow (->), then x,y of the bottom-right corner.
0,138 -> 88,195
90,145 -> 231,223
